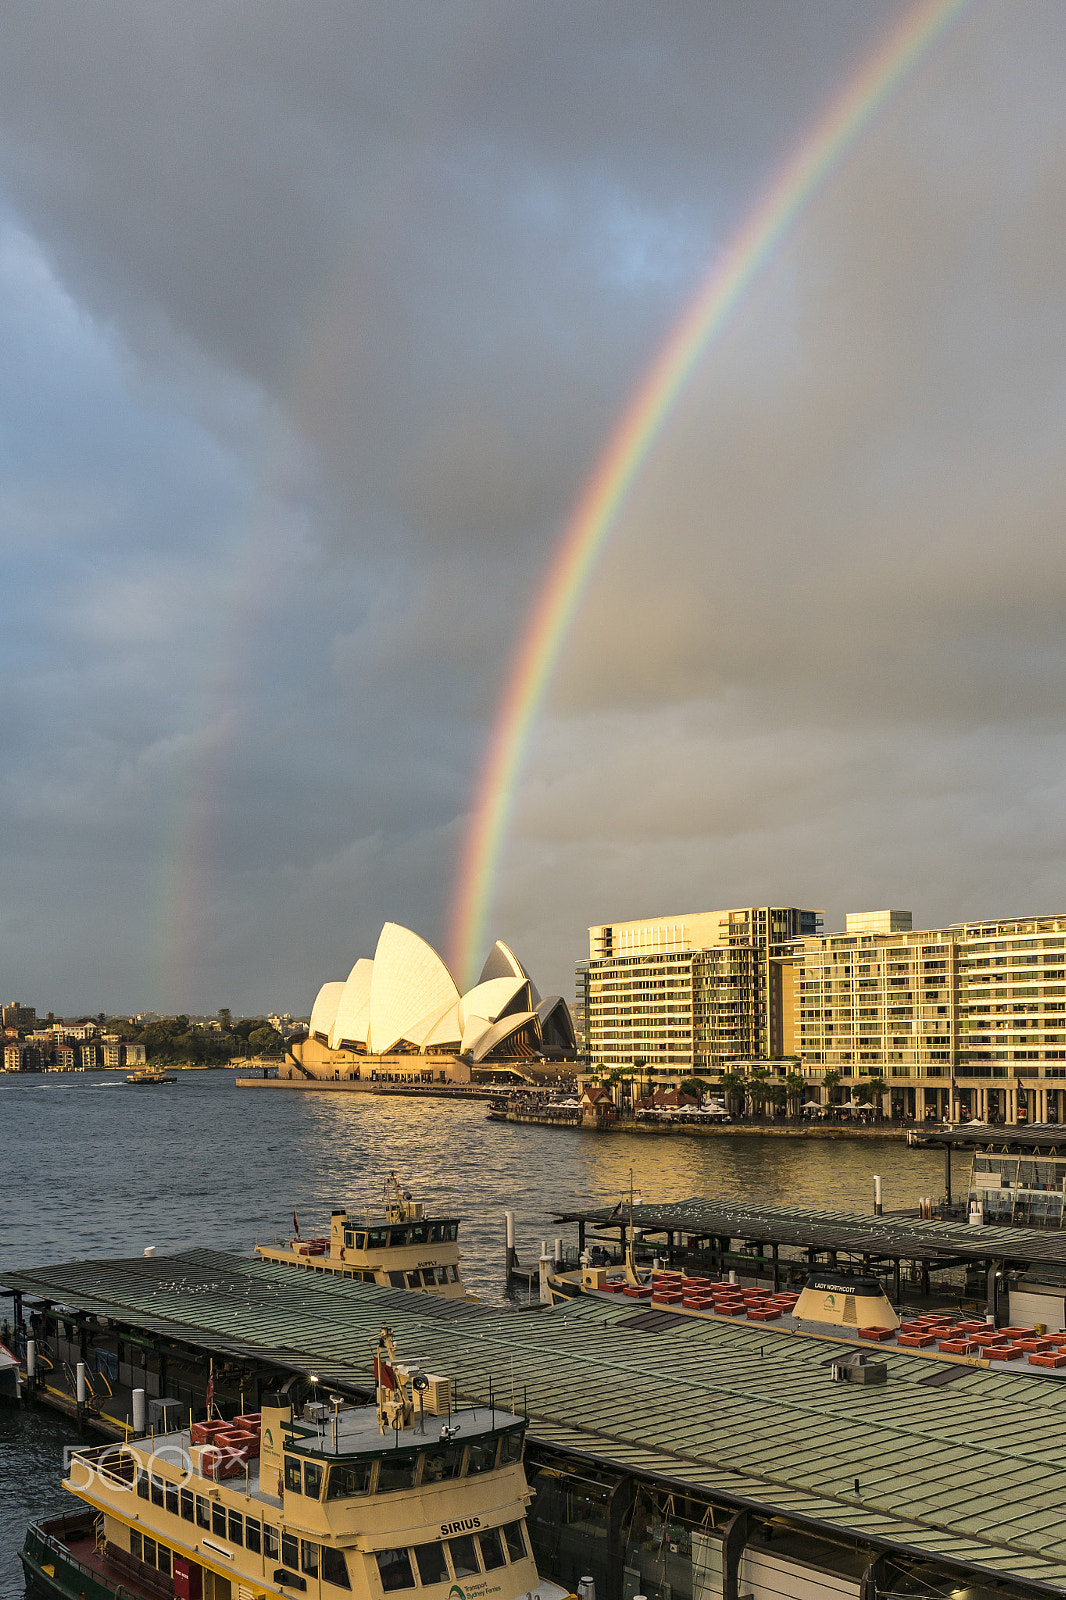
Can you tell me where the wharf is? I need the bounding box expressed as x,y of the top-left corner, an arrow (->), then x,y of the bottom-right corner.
7,1250 -> 1066,1597
493,1107 -> 907,1139
236,1076 -> 499,1099
553,1194 -> 1066,1312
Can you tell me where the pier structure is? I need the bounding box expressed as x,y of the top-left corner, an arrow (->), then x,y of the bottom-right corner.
553,1194 -> 1066,1324
6,1251 -> 1066,1597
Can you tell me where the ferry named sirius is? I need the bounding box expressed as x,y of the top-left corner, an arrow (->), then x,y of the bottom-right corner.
21,1327 -> 570,1600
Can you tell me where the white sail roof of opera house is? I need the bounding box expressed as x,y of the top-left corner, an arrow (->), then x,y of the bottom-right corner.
311,922 -> 575,1063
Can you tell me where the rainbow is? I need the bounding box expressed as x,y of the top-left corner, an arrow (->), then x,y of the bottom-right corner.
449,0 -> 971,986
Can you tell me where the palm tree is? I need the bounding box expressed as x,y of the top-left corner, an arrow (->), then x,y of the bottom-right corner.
784,1070 -> 806,1119
720,1070 -> 744,1116
748,1064 -> 770,1118
823,1068 -> 841,1112
868,1075 -> 887,1119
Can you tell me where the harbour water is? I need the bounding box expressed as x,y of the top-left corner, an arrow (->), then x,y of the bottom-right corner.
0,1070 -> 946,1590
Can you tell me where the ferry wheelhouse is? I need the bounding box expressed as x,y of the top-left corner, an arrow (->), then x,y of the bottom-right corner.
22,1328 -> 566,1600
255,1178 -> 469,1300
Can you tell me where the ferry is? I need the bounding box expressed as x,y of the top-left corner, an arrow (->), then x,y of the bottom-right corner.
126,1069 -> 177,1085
21,1326 -> 571,1600
255,1176 -> 471,1300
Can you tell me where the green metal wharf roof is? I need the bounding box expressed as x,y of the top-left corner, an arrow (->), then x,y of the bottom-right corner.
909,1123 -> 1066,1153
557,1193 -> 1066,1269
7,1249 -> 1066,1593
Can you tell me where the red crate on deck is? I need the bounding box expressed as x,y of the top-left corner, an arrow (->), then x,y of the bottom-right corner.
746,1306 -> 782,1322
858,1327 -> 895,1342
190,1421 -> 228,1445
235,1413 -> 261,1432
1017,1337 -> 1057,1353
652,1291 -> 683,1305
682,1295 -> 712,1310
999,1326 -> 1034,1338
985,1344 -> 1023,1360
1029,1350 -> 1066,1368
623,1285 -> 652,1299
955,1321 -> 986,1334
715,1302 -> 747,1316
938,1338 -> 975,1354
971,1330 -> 1007,1347
897,1332 -> 937,1348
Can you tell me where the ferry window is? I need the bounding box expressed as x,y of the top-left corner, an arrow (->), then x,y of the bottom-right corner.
180,1488 -> 194,1522
467,1438 -> 498,1474
421,1443 -> 464,1483
500,1430 -> 524,1465
413,1543 -> 448,1586
157,1545 -> 171,1578
404,1272 -> 421,1290
327,1461 -> 373,1499
143,1537 -> 157,1567
130,1531 -> 142,1560
389,1227 -> 410,1248
301,1540 -> 320,1577
137,1469 -> 149,1501
344,1231 -> 355,1249
502,1522 -> 527,1563
376,1548 -> 415,1591
264,1525 -> 280,1560
354,1232 -> 368,1250
478,1529 -> 506,1571
246,1517 -> 262,1554
447,1266 -> 459,1283
228,1509 -> 243,1544
434,1267 -> 449,1286
419,1270 -> 437,1288
285,1456 -> 303,1493
165,1481 -> 179,1516
196,1496 -> 210,1530
429,1223 -> 446,1243
445,1223 -> 458,1243
212,1503 -> 226,1538
409,1223 -> 428,1245
448,1535 -> 480,1578
151,1473 -> 165,1507
377,1450 -> 419,1492
388,1271 -> 406,1289
322,1546 -> 352,1589
367,1228 -> 389,1250
282,1532 -> 299,1569
304,1461 -> 324,1498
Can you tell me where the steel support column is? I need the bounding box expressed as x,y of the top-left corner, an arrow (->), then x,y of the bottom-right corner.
859,1553 -> 889,1600
606,1476 -> 638,1600
721,1508 -> 751,1600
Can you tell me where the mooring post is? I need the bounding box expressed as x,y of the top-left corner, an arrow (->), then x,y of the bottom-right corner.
504,1211 -> 516,1277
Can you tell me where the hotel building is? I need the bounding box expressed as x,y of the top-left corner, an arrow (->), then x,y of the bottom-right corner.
795,910 -> 1066,1121
578,906 -> 821,1078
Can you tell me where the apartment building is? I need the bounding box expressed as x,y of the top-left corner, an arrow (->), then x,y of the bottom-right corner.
795,910 -> 1066,1121
580,906 -> 821,1078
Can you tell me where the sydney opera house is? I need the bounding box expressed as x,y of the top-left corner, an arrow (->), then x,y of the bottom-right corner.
289,922 -> 576,1083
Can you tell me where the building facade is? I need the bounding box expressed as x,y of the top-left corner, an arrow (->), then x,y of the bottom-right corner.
795,911 -> 1066,1121
580,906 -> 821,1079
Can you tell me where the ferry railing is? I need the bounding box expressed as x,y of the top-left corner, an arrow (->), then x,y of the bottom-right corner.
26,1522 -> 144,1600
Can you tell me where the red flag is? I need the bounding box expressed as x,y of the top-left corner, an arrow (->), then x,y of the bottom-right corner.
205,1370 -> 214,1412
293,1208 -> 300,1239
374,1352 -> 396,1391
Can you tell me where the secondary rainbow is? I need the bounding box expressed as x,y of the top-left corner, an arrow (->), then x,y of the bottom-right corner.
450,0 -> 971,987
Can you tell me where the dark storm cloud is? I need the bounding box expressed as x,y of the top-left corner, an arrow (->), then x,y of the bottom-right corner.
1,2 -> 1058,1009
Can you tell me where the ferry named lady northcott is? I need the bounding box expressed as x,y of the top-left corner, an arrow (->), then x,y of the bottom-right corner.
21,1326 -> 568,1600
254,1177 -> 470,1299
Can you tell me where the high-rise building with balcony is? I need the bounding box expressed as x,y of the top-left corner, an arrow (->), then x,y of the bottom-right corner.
794,911 -> 1066,1122
579,906 -> 822,1079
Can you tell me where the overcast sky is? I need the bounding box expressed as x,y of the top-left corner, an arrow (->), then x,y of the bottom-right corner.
3,2 -> 1066,1015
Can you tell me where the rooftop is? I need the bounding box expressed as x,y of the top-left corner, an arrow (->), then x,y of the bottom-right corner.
8,1249 -> 1066,1592
556,1193 -> 1066,1269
